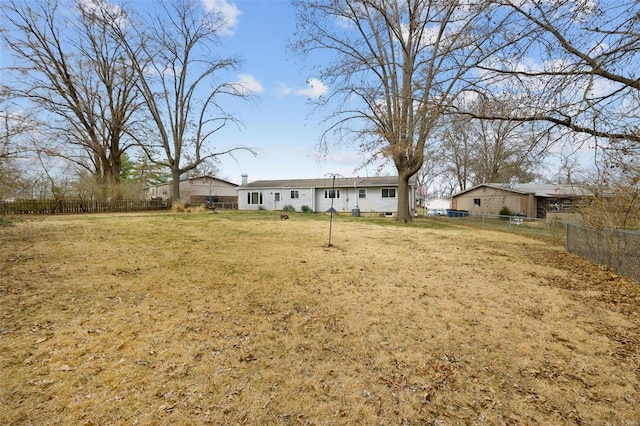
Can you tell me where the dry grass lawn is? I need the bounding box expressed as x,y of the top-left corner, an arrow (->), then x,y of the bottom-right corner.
1,211 -> 639,425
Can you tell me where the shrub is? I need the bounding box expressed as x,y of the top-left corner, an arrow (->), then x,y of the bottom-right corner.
498,206 -> 513,218
188,204 -> 207,214
282,204 -> 296,212
258,205 -> 266,211
301,205 -> 312,213
171,202 -> 207,213
172,201 -> 185,213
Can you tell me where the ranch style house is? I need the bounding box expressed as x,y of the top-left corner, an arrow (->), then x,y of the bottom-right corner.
237,174 -> 417,216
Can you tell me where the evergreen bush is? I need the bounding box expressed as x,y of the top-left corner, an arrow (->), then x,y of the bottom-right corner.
499,206 -> 513,218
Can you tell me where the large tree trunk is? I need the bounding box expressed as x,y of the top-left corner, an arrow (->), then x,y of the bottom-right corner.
396,173 -> 413,223
170,170 -> 181,205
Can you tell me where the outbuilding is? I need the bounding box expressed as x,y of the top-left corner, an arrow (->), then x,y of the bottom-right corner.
146,176 -> 239,208
451,183 -> 590,219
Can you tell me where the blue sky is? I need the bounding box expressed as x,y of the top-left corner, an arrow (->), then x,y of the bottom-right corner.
197,0 -> 391,184
2,0 -> 603,186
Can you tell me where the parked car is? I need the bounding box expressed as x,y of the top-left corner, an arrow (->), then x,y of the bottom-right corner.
427,208 -> 446,216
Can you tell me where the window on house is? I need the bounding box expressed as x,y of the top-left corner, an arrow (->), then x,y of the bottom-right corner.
290,190 -> 299,199
248,191 -> 263,205
474,198 -> 481,207
382,188 -> 396,198
562,199 -> 573,212
324,189 -> 340,198
358,189 -> 367,199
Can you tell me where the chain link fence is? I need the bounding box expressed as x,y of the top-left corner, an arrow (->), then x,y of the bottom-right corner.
440,213 -> 567,243
566,224 -> 640,282
439,214 -> 638,283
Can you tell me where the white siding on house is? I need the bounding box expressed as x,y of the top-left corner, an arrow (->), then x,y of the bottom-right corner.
237,176 -> 415,213
147,184 -> 170,199
238,187 -> 316,211
313,186 -> 400,213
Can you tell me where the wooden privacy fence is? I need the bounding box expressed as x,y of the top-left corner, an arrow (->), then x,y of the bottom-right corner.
1,199 -> 167,215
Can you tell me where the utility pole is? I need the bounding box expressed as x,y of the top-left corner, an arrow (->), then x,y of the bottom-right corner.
325,173 -> 342,247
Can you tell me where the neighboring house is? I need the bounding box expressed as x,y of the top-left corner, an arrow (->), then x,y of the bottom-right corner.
451,183 -> 591,219
146,176 -> 239,207
424,197 -> 451,215
237,175 -> 417,215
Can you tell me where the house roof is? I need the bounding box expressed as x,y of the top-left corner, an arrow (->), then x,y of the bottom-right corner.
240,175 -> 416,189
183,175 -> 238,186
145,175 -> 237,189
453,183 -> 591,198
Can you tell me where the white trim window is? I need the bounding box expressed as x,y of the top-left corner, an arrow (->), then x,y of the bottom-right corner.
358,189 -> 367,199
248,191 -> 263,204
381,188 -> 396,198
324,189 -> 340,199
290,190 -> 300,199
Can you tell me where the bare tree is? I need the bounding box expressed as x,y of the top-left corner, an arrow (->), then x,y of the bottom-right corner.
468,97 -> 551,184
0,108 -> 32,161
439,112 -> 474,192
0,88 -> 37,198
110,0 -> 255,203
414,145 -> 447,200
464,0 -> 640,226
1,0 -> 143,196
291,0 -> 511,222
479,0 -> 640,169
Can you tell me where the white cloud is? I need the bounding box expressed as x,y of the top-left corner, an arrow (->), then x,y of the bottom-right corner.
232,74 -> 263,95
201,0 -> 241,36
335,15 -> 353,29
323,151 -> 364,165
275,83 -> 293,97
587,77 -> 618,99
76,0 -> 129,29
275,79 -> 328,99
294,78 -> 328,99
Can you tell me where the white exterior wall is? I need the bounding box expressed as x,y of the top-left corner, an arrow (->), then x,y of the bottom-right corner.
425,198 -> 451,210
238,187 -> 315,211
314,186 -> 401,213
238,185 -> 415,213
147,184 -> 170,199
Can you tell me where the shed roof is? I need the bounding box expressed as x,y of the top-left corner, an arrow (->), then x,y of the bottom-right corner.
453,183 -> 591,198
240,175 -> 416,189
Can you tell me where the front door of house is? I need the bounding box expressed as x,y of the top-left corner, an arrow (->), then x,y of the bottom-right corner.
274,192 -> 281,210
